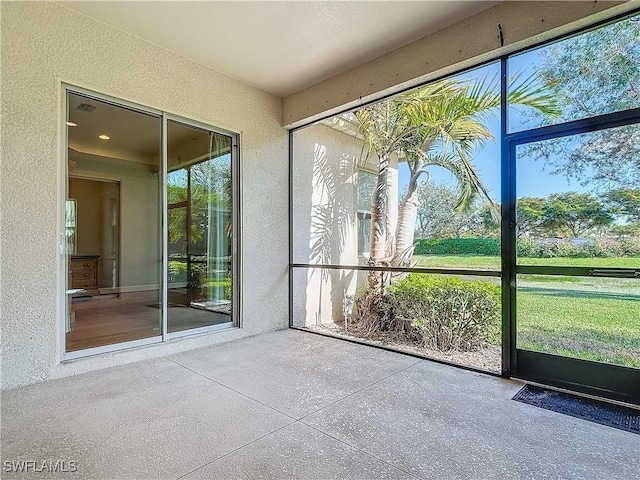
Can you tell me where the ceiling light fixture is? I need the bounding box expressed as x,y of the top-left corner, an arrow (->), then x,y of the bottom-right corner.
66,121 -> 78,127
98,134 -> 111,140
630,15 -> 640,23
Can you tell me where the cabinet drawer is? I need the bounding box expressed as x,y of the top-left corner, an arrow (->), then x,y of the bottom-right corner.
69,255 -> 100,295
72,279 -> 97,290
71,269 -> 96,280
71,260 -> 97,270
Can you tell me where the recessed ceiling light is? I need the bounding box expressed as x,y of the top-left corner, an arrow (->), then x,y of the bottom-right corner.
66,121 -> 78,127
630,15 -> 640,23
98,135 -> 111,140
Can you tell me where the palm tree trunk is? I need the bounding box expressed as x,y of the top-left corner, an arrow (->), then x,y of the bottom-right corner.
367,155 -> 392,291
392,164 -> 423,267
369,155 -> 389,266
392,191 -> 419,266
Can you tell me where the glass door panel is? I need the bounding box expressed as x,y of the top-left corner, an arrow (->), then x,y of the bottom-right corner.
166,120 -> 233,333
513,123 -> 639,402
65,92 -> 162,352
168,168 -> 189,288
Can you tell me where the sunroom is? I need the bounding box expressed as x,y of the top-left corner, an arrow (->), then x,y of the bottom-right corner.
1,1 -> 638,478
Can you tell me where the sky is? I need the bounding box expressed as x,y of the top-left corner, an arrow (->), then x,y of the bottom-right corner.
395,45 -> 595,204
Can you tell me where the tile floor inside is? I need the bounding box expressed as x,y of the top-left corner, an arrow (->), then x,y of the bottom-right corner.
2,329 -> 639,479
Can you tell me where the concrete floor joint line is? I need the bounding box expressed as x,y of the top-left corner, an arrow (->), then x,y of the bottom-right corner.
173,420 -> 299,480
297,358 -> 424,421
168,357 -> 299,420
299,420 -> 425,480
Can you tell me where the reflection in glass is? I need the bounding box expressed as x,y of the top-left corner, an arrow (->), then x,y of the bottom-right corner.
517,274 -> 640,368
167,121 -> 233,333
65,199 -> 77,255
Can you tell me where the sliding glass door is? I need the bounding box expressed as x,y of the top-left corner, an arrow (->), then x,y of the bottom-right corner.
65,92 -> 163,353
166,120 -> 234,333
64,88 -> 237,357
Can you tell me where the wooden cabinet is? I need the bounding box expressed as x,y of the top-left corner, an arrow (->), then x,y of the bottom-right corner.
70,255 -> 100,296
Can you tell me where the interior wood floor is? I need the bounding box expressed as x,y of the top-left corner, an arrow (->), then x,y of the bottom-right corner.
66,289 -> 231,352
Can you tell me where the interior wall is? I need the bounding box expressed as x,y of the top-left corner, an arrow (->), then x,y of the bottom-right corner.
69,176 -> 120,290
0,1 -> 288,389
71,152 -> 161,290
69,177 -> 105,258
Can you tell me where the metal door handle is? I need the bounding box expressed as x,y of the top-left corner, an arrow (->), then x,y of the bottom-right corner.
589,269 -> 639,278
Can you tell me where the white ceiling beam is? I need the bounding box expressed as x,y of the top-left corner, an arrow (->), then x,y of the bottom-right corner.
283,0 -> 636,129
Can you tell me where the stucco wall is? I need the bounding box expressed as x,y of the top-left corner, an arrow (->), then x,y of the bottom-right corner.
292,123 -> 395,327
283,1 -> 634,127
0,2 -> 288,389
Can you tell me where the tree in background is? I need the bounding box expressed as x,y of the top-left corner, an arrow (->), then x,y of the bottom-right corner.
516,197 -> 547,238
414,180 -> 484,239
524,18 -> 640,189
603,187 -> 640,237
479,204 -> 500,237
603,188 -> 640,222
354,74 -> 558,283
541,192 -> 614,238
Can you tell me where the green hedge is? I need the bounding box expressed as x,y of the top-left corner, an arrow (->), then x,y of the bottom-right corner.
415,237 -> 640,258
517,237 -> 640,258
386,274 -> 500,351
168,260 -> 231,298
414,238 -> 500,256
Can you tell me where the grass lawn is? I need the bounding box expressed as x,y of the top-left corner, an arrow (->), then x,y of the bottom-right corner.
517,287 -> 640,368
413,254 -> 640,368
415,254 -> 640,270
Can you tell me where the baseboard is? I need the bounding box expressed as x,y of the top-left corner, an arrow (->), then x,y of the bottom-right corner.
115,284 -> 160,293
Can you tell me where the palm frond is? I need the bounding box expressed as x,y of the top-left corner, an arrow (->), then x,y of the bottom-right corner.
509,71 -> 561,119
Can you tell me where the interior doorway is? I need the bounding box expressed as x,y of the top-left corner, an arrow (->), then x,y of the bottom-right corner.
68,176 -> 120,295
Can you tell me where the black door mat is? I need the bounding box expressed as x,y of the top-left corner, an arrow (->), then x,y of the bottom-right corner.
512,384 -> 639,435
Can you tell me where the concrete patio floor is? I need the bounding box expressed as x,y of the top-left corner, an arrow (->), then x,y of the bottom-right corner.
2,329 -> 639,479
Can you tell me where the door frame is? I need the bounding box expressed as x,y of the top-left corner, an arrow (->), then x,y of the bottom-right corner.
501,94 -> 640,404
67,174 -> 122,295
59,84 -> 241,360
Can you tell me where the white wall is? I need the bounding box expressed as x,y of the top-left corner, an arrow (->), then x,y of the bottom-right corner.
292,122 -> 405,328
292,123 -> 364,327
0,2 -> 288,389
70,152 -> 161,289
283,1 -> 634,127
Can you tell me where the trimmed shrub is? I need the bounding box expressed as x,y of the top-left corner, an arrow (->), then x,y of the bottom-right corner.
516,236 -> 640,258
386,274 -> 500,351
415,236 -> 640,258
516,238 -> 578,258
414,238 -> 500,256
515,237 -> 536,257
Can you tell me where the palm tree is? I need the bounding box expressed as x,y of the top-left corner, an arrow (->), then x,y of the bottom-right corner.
354,74 -> 559,280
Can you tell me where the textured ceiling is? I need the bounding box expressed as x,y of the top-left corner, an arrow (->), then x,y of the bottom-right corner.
59,1 -> 499,97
